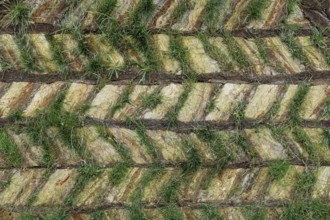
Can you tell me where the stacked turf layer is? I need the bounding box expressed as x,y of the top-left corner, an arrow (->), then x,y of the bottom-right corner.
0,0 -> 329,219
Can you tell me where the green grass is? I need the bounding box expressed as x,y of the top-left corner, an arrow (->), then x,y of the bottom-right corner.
0,129 -> 22,167
243,207 -> 266,220
129,167 -> 164,219
201,205 -> 222,220
292,127 -> 317,163
311,28 -> 330,66
109,85 -> 133,117
245,0 -> 270,22
41,212 -> 69,220
294,170 -> 317,197
65,164 -> 104,206
97,126 -> 132,163
0,56 -> 13,72
268,160 -> 290,181
223,33 -> 251,70
161,174 -> 181,203
202,0 -> 226,33
20,212 -> 35,220
281,199 -> 330,220
281,169 -> 328,220
286,0 -> 297,16
196,128 -> 230,162
254,38 -> 270,65
255,38 -> 286,73
96,0 -> 117,22
231,133 -> 259,161
141,92 -> 162,111
280,25 -> 310,67
4,0 -> 30,31
129,0 -> 155,25
86,54 -> 106,75
169,34 -> 195,79
198,33 -> 233,71
91,211 -> 107,220
132,119 -> 160,162
108,162 -> 129,186
170,0 -> 191,25
321,99 -> 330,118
288,84 -> 309,126
130,25 -> 160,82
128,204 -> 148,220
16,37 -> 38,72
24,92 -> 91,164
322,129 -> 330,149
231,102 -> 246,128
166,82 -> 192,126
161,203 -> 184,220
46,35 -> 69,77
181,139 -> 202,175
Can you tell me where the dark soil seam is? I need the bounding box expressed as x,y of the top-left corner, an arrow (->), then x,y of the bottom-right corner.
0,25 -> 325,37
0,161 -> 328,171
1,70 -> 330,85
2,118 -> 330,132
5,199 -> 330,215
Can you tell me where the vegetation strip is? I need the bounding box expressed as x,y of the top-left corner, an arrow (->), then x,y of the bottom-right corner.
1,70 -> 330,85
0,25 -> 325,37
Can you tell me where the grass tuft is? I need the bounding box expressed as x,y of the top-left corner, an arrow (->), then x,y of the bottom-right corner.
223,33 -> 251,70
282,199 -> 330,220
268,160 -> 290,181
322,129 -> 330,149
243,206 -> 266,220
129,168 -> 164,219
286,0 -> 297,16
294,170 -> 317,197
3,0 -> 30,32
198,33 -> 233,71
141,92 -> 162,110
131,119 -> 160,162
292,127 -> 317,163
201,205 -> 222,220
65,164 -> 104,206
0,129 -> 22,167
161,176 -> 181,203
231,102 -> 246,128
91,211 -> 106,220
245,0 -> 270,22
97,126 -> 132,163
16,37 -> 38,72
203,0 -> 226,33
170,0 -> 191,25
166,82 -> 192,126
280,25 -> 310,67
161,203 -> 184,220
288,84 -> 309,126
181,139 -> 202,175
109,85 -> 133,117
129,0 -> 155,25
96,0 -> 117,21
46,35 -> 69,77
169,34 -> 195,79
108,162 -> 129,186
311,28 -> 330,66
25,92 -> 90,165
